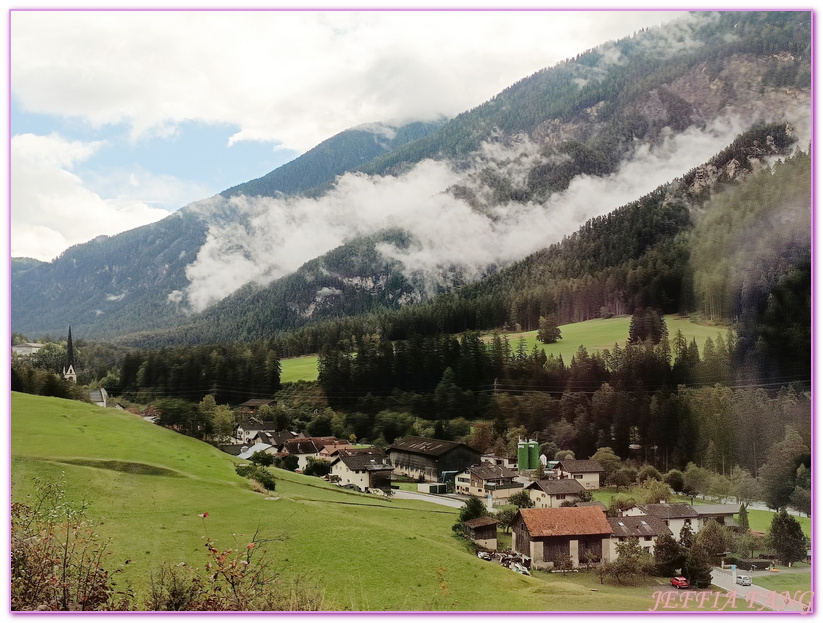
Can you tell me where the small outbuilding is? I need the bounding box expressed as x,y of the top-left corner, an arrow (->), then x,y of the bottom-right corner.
464,516 -> 499,550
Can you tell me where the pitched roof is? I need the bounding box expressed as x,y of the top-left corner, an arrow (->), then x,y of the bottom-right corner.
470,464 -> 519,481
389,436 -> 475,457
464,516 -> 499,529
640,503 -> 699,519
283,439 -> 323,455
692,504 -> 740,516
555,459 -> 605,473
608,515 -> 672,538
527,479 -> 586,496
575,501 -> 608,510
238,443 -> 272,460
334,448 -> 393,472
238,399 -> 276,409
254,430 -> 297,446
517,507 -> 612,537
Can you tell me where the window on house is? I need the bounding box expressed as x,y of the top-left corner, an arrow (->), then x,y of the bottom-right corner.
574,474 -> 583,479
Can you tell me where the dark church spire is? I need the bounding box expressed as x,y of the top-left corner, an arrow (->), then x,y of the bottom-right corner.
66,326 -> 75,369
63,326 -> 77,383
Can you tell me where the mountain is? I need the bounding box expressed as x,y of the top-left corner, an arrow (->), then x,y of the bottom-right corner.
11,11 -> 811,343
10,119 -> 447,339
221,119 -> 448,199
123,121 -> 803,351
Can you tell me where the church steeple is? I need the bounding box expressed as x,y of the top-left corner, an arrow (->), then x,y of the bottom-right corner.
63,326 -> 77,383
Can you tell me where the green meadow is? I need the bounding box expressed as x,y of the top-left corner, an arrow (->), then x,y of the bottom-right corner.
280,354 -> 320,383
279,315 -> 729,383
12,392 -> 666,611
489,314 -> 733,365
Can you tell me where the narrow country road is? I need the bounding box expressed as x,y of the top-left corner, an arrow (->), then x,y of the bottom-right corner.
711,568 -> 812,613
391,490 -> 464,508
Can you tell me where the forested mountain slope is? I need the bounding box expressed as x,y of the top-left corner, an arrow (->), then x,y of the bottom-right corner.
11,11 -> 811,343
10,120 -> 447,338
119,122 -> 802,350
221,119 -> 447,198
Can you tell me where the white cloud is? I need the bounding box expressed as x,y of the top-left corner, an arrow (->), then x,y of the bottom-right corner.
180,113 -> 780,312
11,11 -> 685,154
11,133 -> 171,260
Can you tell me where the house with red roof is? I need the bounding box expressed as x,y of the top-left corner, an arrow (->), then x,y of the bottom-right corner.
511,507 -> 612,570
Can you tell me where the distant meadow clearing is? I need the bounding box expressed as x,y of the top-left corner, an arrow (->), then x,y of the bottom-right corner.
280,315 -> 731,383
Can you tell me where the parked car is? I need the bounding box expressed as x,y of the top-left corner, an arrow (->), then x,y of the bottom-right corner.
671,576 -> 690,589
477,551 -> 492,561
736,575 -> 752,586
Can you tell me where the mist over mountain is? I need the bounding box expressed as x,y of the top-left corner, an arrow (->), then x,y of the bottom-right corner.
11,11 -> 811,343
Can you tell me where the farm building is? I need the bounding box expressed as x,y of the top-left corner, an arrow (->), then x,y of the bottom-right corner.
692,505 -> 740,530
388,436 -> 481,482
463,516 -> 499,550
512,507 -> 612,570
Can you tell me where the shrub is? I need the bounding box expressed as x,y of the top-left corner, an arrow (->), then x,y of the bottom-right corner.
303,457 -> 332,478
147,527 -> 326,611
249,451 -> 274,467
235,464 -> 276,492
11,479 -> 133,611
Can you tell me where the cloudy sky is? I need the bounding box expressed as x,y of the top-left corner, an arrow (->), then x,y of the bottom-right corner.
9,7 -> 693,262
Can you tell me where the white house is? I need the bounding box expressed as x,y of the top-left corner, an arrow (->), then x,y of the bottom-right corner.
554,459 -> 605,490
525,478 -> 587,508
623,503 -> 699,538
12,343 -> 43,356
329,448 -> 393,491
606,515 -> 672,559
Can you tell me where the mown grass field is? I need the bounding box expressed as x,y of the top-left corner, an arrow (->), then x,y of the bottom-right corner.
749,568 -> 813,594
487,314 -> 733,365
279,315 -> 730,383
12,392 -> 670,612
280,354 -> 319,383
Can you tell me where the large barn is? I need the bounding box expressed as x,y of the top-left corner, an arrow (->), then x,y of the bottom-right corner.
512,507 -> 612,570
388,436 -> 481,482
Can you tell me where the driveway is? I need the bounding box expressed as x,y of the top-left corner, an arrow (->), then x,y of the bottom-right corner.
711,568 -> 812,613
391,490 -> 464,509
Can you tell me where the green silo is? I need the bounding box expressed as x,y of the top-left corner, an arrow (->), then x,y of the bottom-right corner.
527,440 -> 539,469
517,441 -> 530,471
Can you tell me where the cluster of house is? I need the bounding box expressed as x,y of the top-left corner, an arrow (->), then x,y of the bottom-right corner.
502,502 -> 740,571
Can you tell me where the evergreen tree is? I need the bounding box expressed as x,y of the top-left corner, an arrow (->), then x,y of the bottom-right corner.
684,542 -> 713,588
766,509 -> 807,565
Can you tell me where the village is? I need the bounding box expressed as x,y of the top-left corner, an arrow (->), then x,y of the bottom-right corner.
201,399 -> 755,583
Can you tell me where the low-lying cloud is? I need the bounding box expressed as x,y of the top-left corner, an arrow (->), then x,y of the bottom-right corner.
179,111 -> 802,314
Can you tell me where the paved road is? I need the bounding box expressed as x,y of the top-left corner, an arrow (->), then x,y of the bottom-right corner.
692,495 -> 806,517
391,490 -> 464,508
711,568 -> 812,613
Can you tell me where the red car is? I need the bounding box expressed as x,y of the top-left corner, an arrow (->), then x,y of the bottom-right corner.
671,576 -> 690,589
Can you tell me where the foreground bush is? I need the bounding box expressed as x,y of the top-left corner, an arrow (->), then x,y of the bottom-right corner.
12,480 -> 325,611
11,479 -> 132,610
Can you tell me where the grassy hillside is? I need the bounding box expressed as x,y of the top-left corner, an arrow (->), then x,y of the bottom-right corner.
12,392 -> 664,611
279,315 -> 728,383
